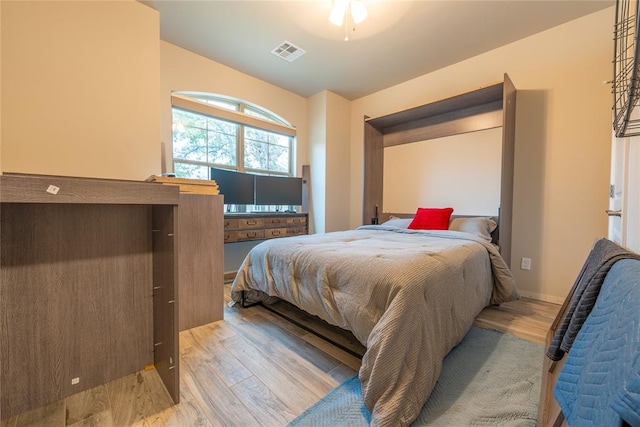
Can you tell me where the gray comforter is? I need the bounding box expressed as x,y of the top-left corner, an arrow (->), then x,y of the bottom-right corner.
230,225 -> 518,426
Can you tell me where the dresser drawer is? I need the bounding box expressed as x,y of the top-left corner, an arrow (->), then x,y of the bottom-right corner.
224,218 -> 238,229
264,217 -> 288,227
237,218 -> 264,229
237,229 -> 265,241
264,227 -> 288,239
224,230 -> 238,243
287,216 -> 307,226
287,227 -> 307,237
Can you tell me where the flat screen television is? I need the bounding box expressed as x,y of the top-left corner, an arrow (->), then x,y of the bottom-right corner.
254,175 -> 303,206
210,167 -> 255,205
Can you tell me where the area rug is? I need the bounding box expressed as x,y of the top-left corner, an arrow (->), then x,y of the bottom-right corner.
288,326 -> 543,426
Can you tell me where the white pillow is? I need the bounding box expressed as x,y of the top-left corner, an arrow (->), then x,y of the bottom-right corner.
381,218 -> 413,228
449,217 -> 497,242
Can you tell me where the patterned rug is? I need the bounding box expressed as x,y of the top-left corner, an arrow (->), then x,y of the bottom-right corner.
288,326 -> 543,426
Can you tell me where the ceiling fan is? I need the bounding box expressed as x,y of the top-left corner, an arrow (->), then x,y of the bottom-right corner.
328,0 -> 368,41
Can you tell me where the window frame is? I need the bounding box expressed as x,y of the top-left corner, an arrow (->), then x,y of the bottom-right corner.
171,94 -> 296,178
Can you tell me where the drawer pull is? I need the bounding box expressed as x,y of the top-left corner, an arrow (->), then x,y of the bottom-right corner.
247,232 -> 257,237
246,220 -> 257,225
272,230 -> 281,236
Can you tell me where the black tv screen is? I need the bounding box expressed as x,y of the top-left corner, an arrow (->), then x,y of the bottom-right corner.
210,167 -> 255,205
254,175 -> 303,206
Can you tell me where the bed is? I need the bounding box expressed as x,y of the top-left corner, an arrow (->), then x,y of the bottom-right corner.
230,216 -> 518,427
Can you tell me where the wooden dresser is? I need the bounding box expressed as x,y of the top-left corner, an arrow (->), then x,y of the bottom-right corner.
223,212 -> 308,243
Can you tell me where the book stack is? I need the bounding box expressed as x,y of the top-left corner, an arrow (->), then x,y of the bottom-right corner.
146,175 -> 220,195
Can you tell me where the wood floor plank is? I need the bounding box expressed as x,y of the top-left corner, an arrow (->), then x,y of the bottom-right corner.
300,333 -> 362,371
326,363 -> 360,385
264,301 -> 366,355
134,398 -> 213,427
474,297 -> 560,344
221,333 -> 329,413
230,376 -> 298,426
181,327 -> 252,388
179,345 -> 260,426
225,318 -> 341,393
135,361 -> 215,427
105,370 -> 174,426
65,385 -> 111,426
183,319 -> 237,343
237,308 -> 349,374
66,411 -> 114,427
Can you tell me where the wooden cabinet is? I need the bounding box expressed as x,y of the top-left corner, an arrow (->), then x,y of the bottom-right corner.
178,194 -> 224,331
223,212 -> 308,243
0,174 -> 180,418
363,74 -> 516,267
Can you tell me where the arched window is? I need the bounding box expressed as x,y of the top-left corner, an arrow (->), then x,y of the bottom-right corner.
171,92 -> 296,179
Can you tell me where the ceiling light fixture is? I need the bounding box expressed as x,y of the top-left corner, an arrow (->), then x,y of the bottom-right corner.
329,0 -> 368,41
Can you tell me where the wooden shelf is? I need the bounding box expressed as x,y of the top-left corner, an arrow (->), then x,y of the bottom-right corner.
0,174 -> 180,418
366,82 -> 504,135
178,194 -> 224,331
0,173 -> 177,204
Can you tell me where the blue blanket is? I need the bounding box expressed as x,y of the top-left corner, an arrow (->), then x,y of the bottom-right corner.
553,258 -> 640,426
547,238 -> 640,361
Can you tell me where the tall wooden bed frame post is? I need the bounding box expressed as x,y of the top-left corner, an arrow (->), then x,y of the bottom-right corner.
363,73 -> 516,267
363,120 -> 384,227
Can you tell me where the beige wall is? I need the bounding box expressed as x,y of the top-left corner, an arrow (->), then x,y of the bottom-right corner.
1,1 -> 160,180
307,90 -> 351,233
324,91 -> 351,232
350,8 -> 614,303
308,92 -> 327,233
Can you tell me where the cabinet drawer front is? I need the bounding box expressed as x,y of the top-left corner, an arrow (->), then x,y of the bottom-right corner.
224,218 -> 238,229
265,217 -> 288,227
237,229 -> 265,241
264,228 -> 287,239
287,227 -> 307,237
238,218 -> 264,229
224,230 -> 238,243
287,216 -> 307,225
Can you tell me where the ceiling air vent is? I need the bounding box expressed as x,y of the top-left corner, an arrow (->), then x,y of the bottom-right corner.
271,41 -> 306,62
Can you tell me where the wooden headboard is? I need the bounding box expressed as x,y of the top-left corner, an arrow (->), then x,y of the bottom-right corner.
362,73 -> 516,266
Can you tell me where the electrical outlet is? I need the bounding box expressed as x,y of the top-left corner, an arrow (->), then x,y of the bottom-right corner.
520,257 -> 532,270
71,377 -> 80,385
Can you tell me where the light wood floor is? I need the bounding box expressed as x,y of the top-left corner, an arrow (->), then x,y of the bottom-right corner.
1,287 -> 560,427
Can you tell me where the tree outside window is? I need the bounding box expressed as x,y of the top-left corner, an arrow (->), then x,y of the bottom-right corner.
172,93 -> 295,180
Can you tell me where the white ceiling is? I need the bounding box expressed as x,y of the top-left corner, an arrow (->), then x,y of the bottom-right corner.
142,0 -> 613,100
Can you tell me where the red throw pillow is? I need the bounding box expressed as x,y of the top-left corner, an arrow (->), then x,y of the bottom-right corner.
407,207 -> 454,230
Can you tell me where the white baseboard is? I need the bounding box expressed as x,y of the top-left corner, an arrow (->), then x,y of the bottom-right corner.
517,289 -> 565,305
